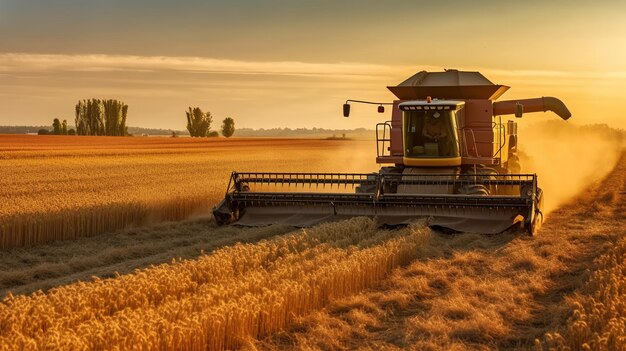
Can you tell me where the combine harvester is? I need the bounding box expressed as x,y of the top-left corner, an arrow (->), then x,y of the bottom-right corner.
214,70 -> 571,235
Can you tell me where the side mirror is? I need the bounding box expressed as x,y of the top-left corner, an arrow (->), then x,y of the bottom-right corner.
515,102 -> 523,118
343,103 -> 350,117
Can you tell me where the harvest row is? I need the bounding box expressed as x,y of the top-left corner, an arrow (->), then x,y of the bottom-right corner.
0,218 -> 427,350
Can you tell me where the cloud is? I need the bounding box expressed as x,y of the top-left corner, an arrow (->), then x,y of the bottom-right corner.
3,52 -> 625,83
0,53 -> 402,79
486,68 -> 626,80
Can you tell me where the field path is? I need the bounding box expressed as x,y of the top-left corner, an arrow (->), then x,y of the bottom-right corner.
256,152 -> 626,350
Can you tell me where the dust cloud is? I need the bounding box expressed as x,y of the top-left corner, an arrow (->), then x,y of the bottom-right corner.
316,123 -> 625,217
517,121 -> 624,215
325,138 -> 380,174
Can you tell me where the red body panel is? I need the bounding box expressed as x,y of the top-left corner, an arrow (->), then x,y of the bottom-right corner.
389,101 -> 404,157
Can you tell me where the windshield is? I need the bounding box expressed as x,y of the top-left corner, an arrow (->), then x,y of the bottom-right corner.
403,109 -> 460,158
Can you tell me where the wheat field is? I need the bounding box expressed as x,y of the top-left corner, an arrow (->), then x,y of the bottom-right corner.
252,153 -> 626,351
0,135 -> 375,249
537,156 -> 626,351
2,158 -> 623,350
0,218 -> 429,350
1,125 -> 625,350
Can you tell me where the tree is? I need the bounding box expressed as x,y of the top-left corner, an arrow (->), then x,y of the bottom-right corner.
221,117 -> 235,138
61,120 -> 68,135
52,118 -> 62,135
68,129 -> 76,135
75,99 -> 128,136
102,99 -> 128,136
207,131 -> 219,137
37,129 -> 50,135
75,99 -> 105,136
185,107 -> 212,137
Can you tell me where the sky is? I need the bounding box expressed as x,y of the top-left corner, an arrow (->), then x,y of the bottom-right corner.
0,0 -> 625,130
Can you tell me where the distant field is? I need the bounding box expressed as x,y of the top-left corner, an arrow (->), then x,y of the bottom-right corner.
0,135 -> 376,249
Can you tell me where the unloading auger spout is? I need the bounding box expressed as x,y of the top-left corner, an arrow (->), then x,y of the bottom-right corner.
213,69 -> 571,235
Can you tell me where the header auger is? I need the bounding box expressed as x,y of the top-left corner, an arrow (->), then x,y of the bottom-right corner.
213,69 -> 571,235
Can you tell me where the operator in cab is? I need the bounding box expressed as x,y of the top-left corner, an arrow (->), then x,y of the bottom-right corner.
422,111 -> 451,156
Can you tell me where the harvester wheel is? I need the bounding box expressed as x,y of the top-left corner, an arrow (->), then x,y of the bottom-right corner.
212,198 -> 240,225
460,184 -> 490,196
525,188 -> 544,236
458,166 -> 496,195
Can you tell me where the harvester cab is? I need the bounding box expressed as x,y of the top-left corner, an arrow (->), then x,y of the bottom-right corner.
213,69 -> 571,235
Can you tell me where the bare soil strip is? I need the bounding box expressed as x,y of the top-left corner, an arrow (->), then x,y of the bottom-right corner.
255,153 -> 625,351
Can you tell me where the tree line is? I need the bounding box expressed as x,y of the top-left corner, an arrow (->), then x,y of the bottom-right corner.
39,100 -> 235,137
40,99 -> 128,136
75,99 -> 128,136
38,118 -> 76,135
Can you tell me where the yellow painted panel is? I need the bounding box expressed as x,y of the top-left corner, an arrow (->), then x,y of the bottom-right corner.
403,157 -> 462,167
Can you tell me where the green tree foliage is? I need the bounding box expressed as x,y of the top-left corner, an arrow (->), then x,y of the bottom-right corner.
75,99 -> 105,136
68,129 -> 76,136
37,129 -> 50,135
75,99 -> 128,136
207,131 -> 219,137
186,107 -> 212,137
52,118 -> 62,135
102,99 -> 128,136
51,118 -> 69,135
221,117 -> 235,138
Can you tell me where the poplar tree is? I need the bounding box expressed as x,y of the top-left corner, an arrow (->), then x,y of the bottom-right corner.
75,99 -> 128,136
103,99 -> 128,136
75,99 -> 104,136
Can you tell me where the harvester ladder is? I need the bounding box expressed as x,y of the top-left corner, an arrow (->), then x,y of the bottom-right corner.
492,116 -> 506,162
459,128 -> 479,158
376,121 -> 392,158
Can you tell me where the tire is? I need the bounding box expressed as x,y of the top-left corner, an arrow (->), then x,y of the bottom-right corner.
525,188 -> 544,236
458,166 -> 497,196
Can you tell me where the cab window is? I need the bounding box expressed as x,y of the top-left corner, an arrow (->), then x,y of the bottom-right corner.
403,110 -> 460,158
